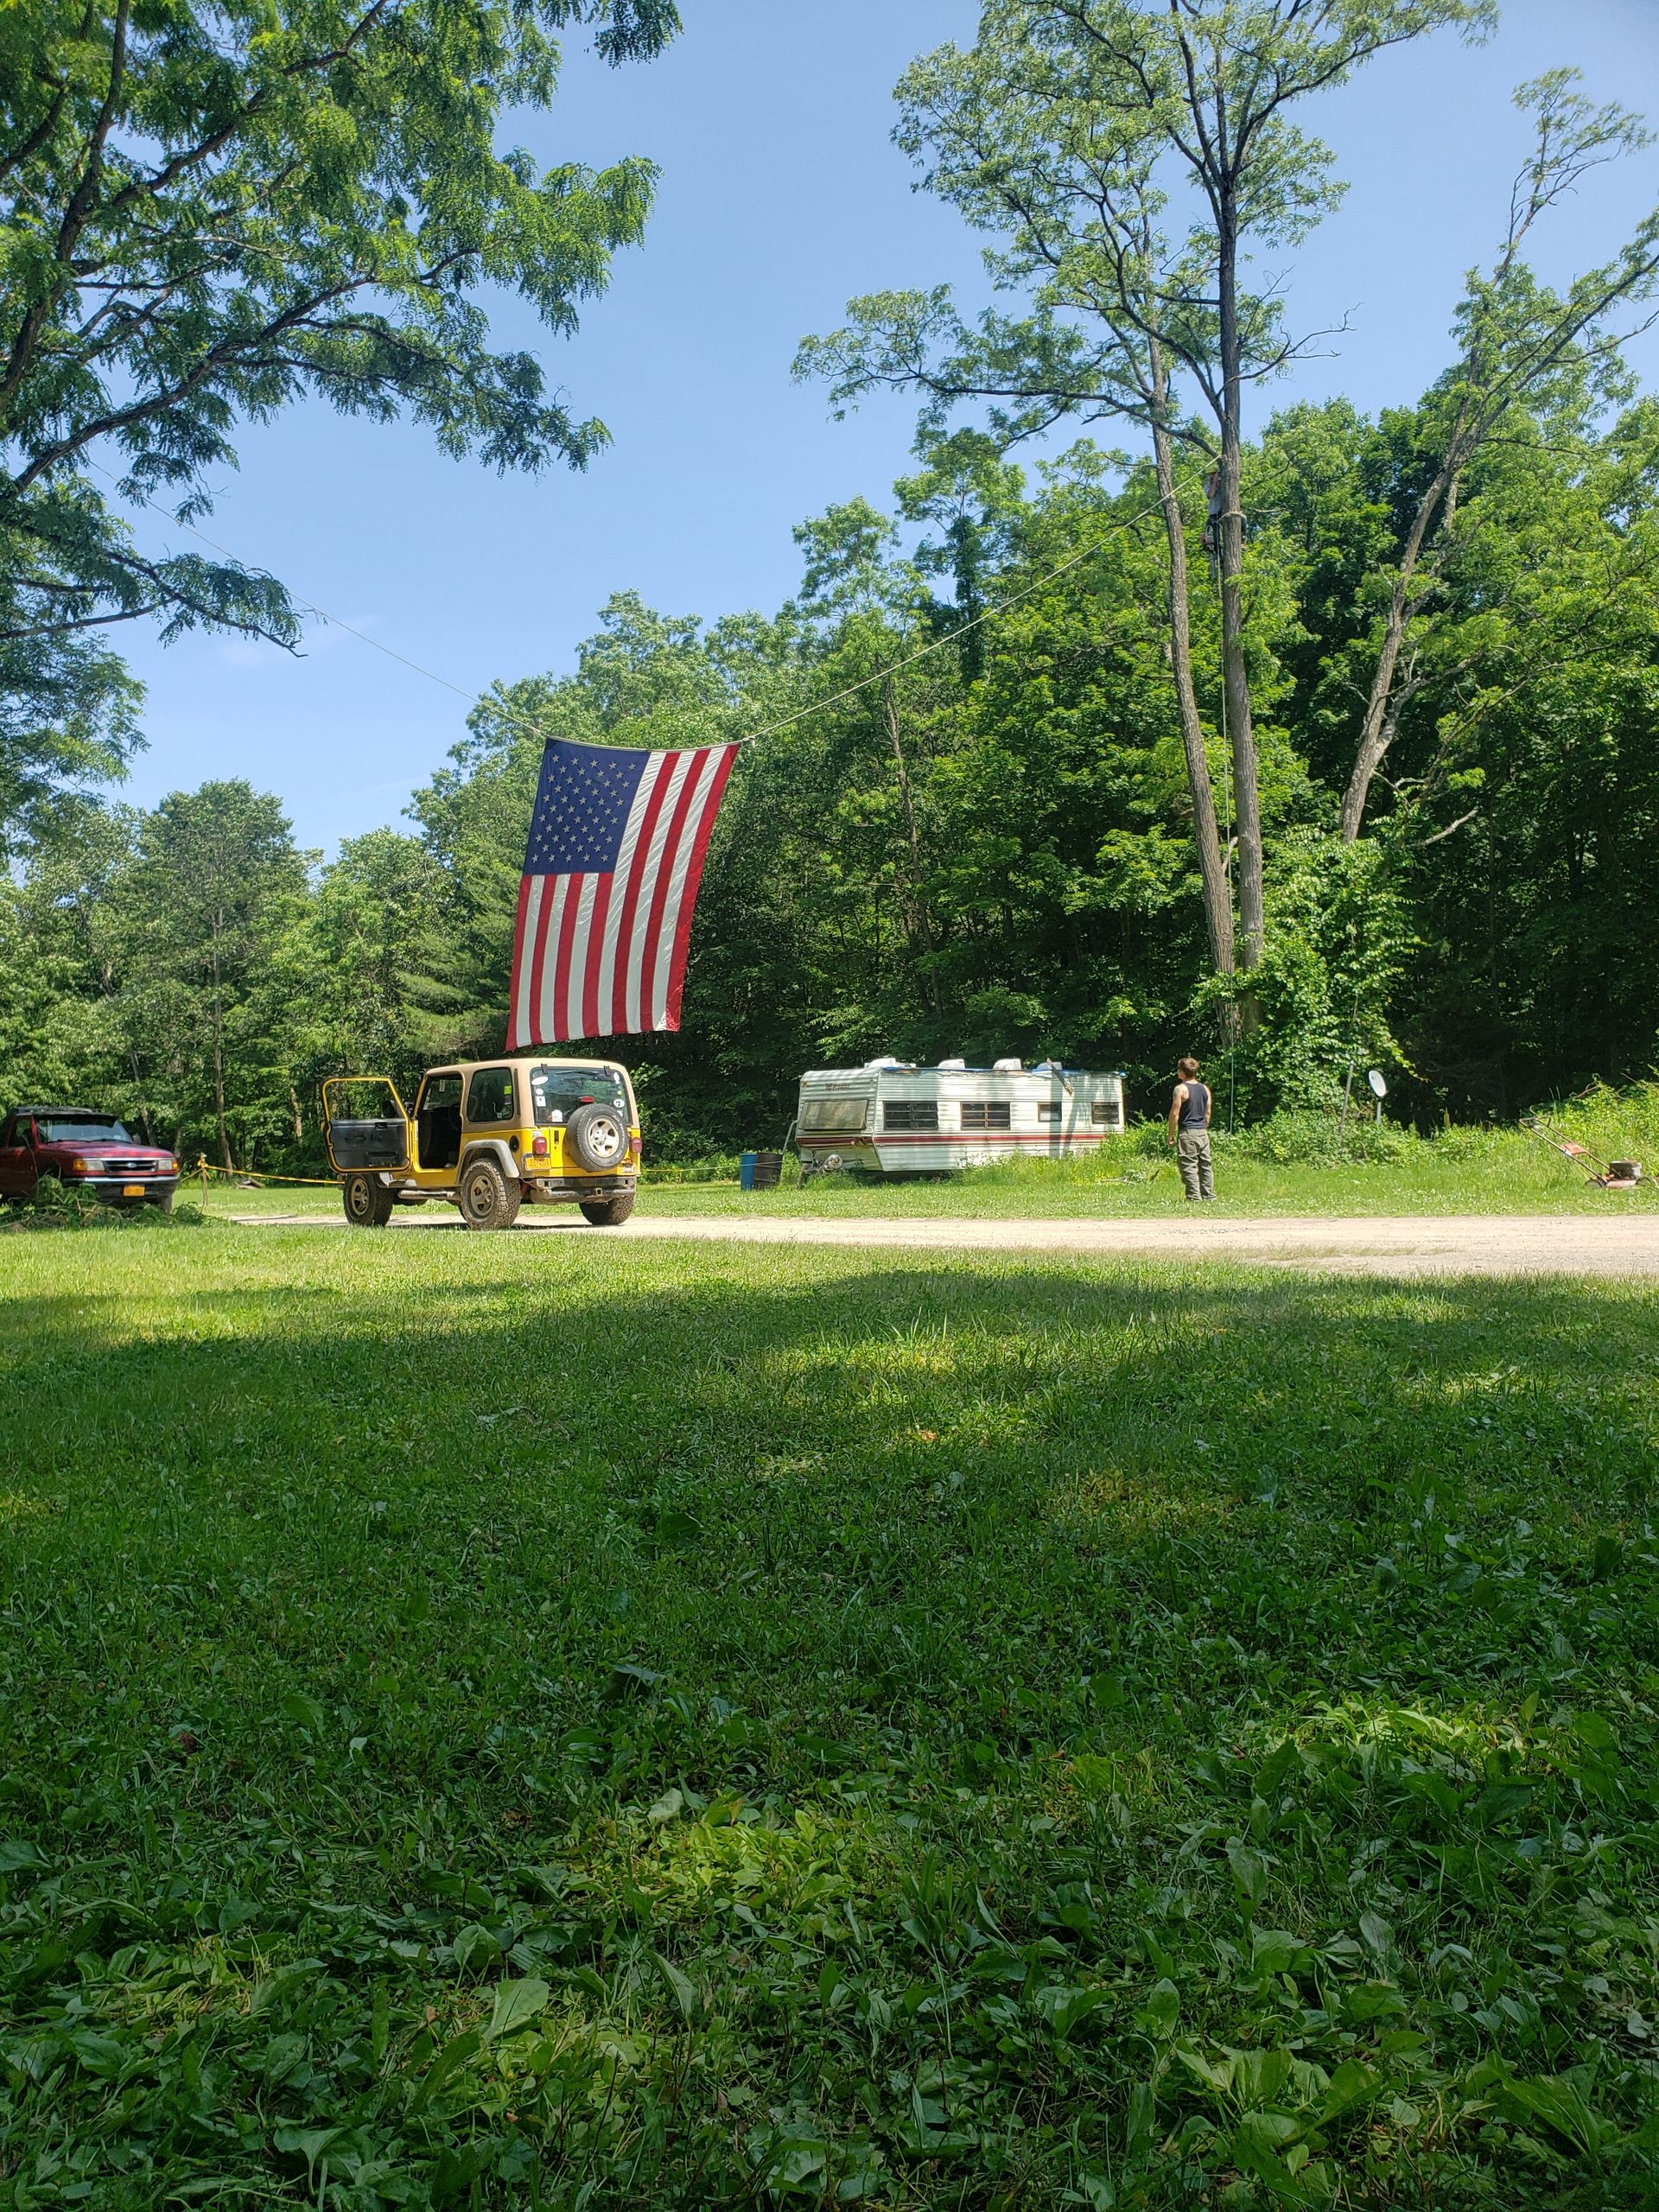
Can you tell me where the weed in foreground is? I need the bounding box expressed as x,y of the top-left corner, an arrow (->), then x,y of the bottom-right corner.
1,1232 -> 1657,2208
0,1187 -> 208,1232
189,1105 -> 1659,1224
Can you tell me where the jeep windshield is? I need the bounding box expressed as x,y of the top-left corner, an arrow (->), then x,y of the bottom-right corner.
36,1116 -> 132,1143
528,1065 -> 627,1127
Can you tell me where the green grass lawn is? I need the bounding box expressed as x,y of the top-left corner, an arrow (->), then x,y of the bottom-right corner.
179,1105 -> 1659,1223
3,1228 -> 1657,2208
633,1149 -> 1649,1220
196,1150 -> 1647,1224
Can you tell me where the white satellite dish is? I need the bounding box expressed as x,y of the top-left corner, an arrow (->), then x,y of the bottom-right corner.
1366,1068 -> 1388,1099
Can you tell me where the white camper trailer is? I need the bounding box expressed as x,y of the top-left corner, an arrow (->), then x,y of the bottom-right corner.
795,1058 -> 1127,1175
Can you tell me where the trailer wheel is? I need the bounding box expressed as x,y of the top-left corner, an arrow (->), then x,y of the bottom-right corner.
458,1154 -> 521,1231
580,1192 -> 634,1226
343,1173 -> 395,1227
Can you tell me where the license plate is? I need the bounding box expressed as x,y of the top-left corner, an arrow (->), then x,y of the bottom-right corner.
122,1184 -> 144,1197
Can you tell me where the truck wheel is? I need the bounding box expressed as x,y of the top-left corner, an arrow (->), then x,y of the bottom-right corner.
343,1172 -> 394,1228
580,1193 -> 634,1226
458,1154 -> 522,1231
147,1189 -> 175,1215
564,1103 -> 629,1174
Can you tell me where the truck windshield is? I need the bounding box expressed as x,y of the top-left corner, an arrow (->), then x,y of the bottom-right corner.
529,1065 -> 628,1127
37,1116 -> 131,1143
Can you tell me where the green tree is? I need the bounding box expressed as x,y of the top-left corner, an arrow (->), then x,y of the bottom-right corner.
0,0 -> 678,840
799,0 -> 1493,982
0,573 -> 141,860
798,22 -> 1243,975
0,799 -> 139,1110
283,829 -> 446,1129
893,429 -> 1027,686
117,781 -> 311,1166
1390,399 -> 1659,1105
1338,70 -> 1659,839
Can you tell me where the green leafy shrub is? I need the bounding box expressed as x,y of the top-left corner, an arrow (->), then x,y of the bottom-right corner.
1423,1121 -> 1507,1166
0,1184 -> 208,1231
1543,1080 -> 1659,1167
1224,1108 -> 1412,1167
1124,1116 -> 1172,1160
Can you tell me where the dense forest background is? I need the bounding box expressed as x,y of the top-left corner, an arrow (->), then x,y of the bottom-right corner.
4,368 -> 1657,1165
3,4 -> 1658,1167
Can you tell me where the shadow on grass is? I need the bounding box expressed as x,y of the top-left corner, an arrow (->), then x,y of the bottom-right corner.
3,1256 -> 1653,1732
3,1252 -> 1658,2208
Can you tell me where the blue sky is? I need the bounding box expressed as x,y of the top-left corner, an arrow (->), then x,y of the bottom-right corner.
113,0 -> 1659,857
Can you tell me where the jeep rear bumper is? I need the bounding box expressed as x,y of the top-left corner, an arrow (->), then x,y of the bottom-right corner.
526,1176 -> 638,1198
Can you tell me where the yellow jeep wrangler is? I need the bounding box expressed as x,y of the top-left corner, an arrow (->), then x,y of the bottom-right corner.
322,1056 -> 639,1230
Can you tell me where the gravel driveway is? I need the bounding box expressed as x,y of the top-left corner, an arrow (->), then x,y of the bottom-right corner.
233,1208 -> 1659,1276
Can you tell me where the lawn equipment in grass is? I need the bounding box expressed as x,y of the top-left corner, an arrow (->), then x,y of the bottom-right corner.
1523,1120 -> 1646,1191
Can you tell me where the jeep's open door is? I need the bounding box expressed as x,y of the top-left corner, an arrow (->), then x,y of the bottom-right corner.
322,1077 -> 410,1173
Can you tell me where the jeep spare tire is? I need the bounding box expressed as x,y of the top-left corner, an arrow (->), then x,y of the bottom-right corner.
564,1102 -> 628,1173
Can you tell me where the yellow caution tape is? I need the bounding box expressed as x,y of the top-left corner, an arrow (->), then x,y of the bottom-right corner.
193,1155 -> 341,1190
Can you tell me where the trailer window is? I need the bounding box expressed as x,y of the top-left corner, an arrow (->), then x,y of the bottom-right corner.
1091,1099 -> 1122,1127
884,1101 -> 938,1132
1037,1101 -> 1061,1124
799,1097 -> 869,1133
961,1101 -> 1012,1132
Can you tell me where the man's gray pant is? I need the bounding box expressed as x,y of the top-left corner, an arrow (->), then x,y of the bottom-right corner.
1177,1130 -> 1214,1200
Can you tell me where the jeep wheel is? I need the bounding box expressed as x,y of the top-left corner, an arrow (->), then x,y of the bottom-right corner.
564,1102 -> 629,1174
458,1155 -> 521,1231
343,1172 -> 395,1228
580,1192 -> 635,1226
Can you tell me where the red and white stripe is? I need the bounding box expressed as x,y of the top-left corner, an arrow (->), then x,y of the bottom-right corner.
506,743 -> 737,1047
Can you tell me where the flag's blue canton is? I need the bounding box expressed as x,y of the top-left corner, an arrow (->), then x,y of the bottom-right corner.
524,741 -> 648,874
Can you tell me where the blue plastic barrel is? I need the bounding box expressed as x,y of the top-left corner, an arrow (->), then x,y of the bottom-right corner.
739,1150 -> 757,1191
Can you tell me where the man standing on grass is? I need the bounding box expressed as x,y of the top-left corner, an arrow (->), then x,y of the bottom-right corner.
1168,1056 -> 1216,1202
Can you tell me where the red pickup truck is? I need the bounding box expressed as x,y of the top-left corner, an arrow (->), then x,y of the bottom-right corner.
0,1107 -> 180,1211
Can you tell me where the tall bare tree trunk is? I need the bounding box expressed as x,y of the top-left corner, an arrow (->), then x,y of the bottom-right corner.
884,683 -> 941,1008
1340,461 -> 1461,841
1150,353 -> 1233,975
211,927 -> 230,1169
1215,210 -> 1263,995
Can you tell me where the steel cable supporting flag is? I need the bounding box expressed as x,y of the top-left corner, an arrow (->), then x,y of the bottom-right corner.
505,737 -> 739,1047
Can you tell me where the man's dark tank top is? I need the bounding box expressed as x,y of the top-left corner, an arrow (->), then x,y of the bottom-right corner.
1179,1080 -> 1210,1129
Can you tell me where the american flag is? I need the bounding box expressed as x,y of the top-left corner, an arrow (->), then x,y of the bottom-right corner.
505,737 -> 739,1047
